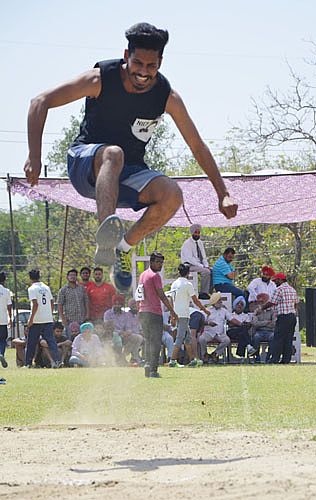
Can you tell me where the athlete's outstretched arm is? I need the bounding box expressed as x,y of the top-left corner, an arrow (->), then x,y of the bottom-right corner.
166,89 -> 238,219
24,69 -> 101,186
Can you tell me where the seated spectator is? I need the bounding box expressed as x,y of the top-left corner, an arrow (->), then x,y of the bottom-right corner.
104,294 -> 143,365
180,224 -> 211,299
247,266 -> 276,311
69,322 -> 104,367
252,293 -> 276,363
86,267 -> 116,322
198,292 -> 235,363
189,308 -> 206,360
12,324 -> 28,367
69,321 -> 80,342
226,296 -> 257,358
162,306 -> 176,363
40,321 -> 72,367
125,299 -> 144,364
212,247 -> 245,298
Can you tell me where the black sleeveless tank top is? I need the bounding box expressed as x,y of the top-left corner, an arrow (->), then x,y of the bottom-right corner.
73,59 -> 171,165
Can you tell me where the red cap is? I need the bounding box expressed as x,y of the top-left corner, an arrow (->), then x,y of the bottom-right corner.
273,273 -> 286,281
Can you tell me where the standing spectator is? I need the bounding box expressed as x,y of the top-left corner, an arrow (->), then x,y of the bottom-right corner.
138,251 -> 177,378
57,269 -> 89,334
25,269 -> 60,368
104,294 -> 143,365
260,273 -> 298,364
247,266 -> 276,310
0,272 -> 12,368
169,264 -> 209,367
180,224 -> 211,299
69,322 -> 104,367
252,293 -> 276,363
212,247 -> 245,298
86,267 -> 116,322
79,267 -> 93,291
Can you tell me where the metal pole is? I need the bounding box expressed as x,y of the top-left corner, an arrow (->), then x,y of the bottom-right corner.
44,165 -> 50,286
6,174 -> 20,338
59,205 -> 69,289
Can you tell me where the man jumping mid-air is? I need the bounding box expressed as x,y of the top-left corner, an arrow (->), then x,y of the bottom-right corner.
24,22 -> 238,292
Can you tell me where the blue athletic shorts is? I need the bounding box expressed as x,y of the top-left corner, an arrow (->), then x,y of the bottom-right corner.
67,143 -> 165,211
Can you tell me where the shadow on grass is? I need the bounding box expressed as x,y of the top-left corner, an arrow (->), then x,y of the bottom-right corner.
70,456 -> 252,474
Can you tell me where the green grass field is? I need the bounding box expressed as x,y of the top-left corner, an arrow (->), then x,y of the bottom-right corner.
1,347 -> 316,430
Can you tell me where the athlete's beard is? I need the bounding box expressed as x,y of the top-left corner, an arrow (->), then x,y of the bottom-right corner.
192,235 -> 200,241
261,276 -> 269,283
126,65 -> 152,91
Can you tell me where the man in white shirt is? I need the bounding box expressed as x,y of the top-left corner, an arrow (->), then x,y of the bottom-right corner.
0,272 -> 12,368
198,292 -> 239,363
180,224 -> 211,299
247,266 -> 276,310
25,269 -> 60,368
169,264 -> 209,367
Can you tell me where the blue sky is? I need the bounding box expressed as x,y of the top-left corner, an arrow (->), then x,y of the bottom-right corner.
1,0 -> 316,208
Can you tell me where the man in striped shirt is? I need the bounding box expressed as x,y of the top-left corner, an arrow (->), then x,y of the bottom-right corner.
260,273 -> 298,364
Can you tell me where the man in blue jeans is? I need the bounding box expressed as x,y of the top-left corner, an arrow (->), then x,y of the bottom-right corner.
25,270 -> 60,368
212,247 -> 245,298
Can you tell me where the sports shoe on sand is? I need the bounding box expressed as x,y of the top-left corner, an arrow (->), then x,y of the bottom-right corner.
95,215 -> 124,266
110,249 -> 132,292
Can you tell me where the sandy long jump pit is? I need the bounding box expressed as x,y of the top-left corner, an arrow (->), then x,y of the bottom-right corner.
0,425 -> 316,499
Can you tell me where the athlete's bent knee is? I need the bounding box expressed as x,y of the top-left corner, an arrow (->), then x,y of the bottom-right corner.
164,181 -> 183,210
102,145 -> 124,165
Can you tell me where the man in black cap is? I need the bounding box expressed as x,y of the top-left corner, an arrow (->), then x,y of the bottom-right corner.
24,22 -> 237,294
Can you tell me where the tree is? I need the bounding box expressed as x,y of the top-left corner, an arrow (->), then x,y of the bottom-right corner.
245,46 -> 316,170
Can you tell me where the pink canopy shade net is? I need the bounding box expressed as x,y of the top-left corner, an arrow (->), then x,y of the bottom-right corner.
9,172 -> 316,227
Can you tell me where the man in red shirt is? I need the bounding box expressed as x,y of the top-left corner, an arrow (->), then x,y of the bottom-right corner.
79,267 -> 93,292
138,251 -> 177,378
87,267 -> 116,322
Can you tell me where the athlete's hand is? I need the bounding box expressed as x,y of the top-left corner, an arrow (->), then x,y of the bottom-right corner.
219,195 -> 238,219
24,157 -> 42,186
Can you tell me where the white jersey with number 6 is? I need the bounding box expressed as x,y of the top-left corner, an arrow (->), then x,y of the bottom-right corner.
28,281 -> 53,323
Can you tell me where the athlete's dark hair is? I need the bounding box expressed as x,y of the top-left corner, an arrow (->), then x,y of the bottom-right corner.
29,269 -> 40,281
125,22 -> 169,57
80,267 -> 91,274
0,271 -> 6,284
150,251 -> 164,262
223,247 -> 235,255
178,263 -> 190,277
